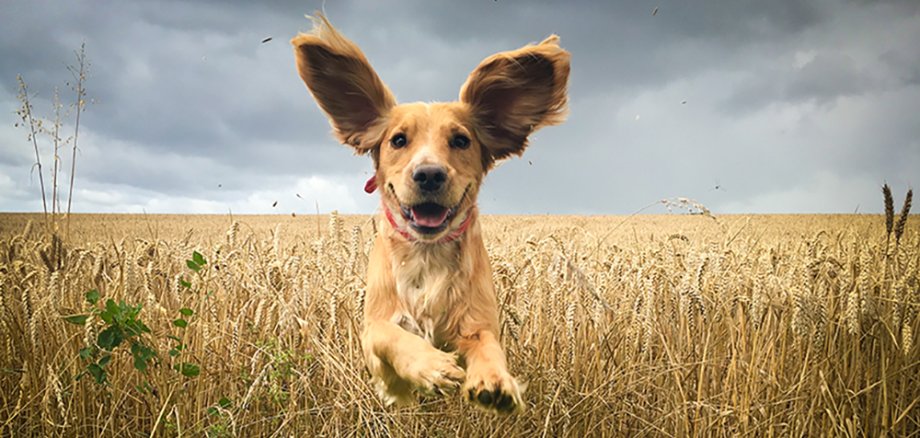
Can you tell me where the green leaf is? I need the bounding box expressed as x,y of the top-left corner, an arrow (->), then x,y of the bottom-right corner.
132,342 -> 156,359
207,406 -> 219,416
173,318 -> 188,328
87,363 -> 106,384
98,354 -> 111,368
175,362 -> 200,378
168,348 -> 180,357
179,308 -> 194,317
186,260 -> 200,272
179,279 -> 191,289
124,320 -> 142,336
85,289 -> 100,305
124,318 -> 151,336
218,397 -> 232,409
130,342 -> 142,355
97,326 -> 124,351
63,314 -> 90,325
79,347 -> 95,361
99,310 -> 114,324
100,299 -> 119,324
192,251 -> 206,266
128,303 -> 144,319
131,342 -> 156,371
166,335 -> 182,343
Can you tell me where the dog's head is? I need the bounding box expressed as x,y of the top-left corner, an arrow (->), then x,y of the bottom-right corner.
292,15 -> 569,242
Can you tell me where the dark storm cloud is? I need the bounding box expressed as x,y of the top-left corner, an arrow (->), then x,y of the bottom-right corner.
1,0 -> 917,214
723,47 -> 920,113
0,0 -> 365,206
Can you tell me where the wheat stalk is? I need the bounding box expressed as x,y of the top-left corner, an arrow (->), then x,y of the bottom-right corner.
895,189 -> 912,244
883,184 -> 894,238
903,323 -> 913,356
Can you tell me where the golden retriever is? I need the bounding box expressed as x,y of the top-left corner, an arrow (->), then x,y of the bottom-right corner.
291,14 -> 569,413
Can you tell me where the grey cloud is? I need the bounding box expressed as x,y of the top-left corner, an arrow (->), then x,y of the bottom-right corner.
1,0 -> 365,191
1,0 -> 917,215
724,53 -> 876,112
722,48 -> 920,113
879,49 -> 920,86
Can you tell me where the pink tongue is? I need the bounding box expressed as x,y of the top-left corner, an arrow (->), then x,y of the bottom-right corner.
412,207 -> 449,228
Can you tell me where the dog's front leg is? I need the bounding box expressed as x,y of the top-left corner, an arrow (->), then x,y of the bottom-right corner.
454,239 -> 524,413
362,319 -> 465,405
458,329 -> 524,413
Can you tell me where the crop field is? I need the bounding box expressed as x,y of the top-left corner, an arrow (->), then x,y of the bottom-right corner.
0,212 -> 918,437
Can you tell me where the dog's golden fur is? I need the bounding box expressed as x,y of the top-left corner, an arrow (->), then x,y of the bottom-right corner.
292,14 -> 569,412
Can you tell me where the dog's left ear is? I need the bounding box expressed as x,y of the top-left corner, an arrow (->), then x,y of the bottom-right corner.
460,35 -> 570,166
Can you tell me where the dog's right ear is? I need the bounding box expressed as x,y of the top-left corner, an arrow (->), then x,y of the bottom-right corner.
292,14 -> 395,152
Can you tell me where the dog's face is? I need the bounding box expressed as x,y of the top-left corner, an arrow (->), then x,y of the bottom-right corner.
292,16 -> 569,241
376,103 -> 484,237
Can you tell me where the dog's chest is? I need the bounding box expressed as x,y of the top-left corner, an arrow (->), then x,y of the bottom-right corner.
391,244 -> 461,346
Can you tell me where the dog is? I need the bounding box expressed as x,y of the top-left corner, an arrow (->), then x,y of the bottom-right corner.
291,15 -> 569,413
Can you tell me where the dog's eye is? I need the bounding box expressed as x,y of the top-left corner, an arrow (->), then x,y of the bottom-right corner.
390,133 -> 408,148
449,134 -> 470,150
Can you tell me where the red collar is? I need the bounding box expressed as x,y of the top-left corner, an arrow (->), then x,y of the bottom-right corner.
383,203 -> 475,244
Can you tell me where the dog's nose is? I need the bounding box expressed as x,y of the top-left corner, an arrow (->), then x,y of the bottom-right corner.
412,164 -> 447,192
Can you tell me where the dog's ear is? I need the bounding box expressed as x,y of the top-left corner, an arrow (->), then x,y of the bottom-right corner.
292,14 -> 395,152
460,35 -> 570,166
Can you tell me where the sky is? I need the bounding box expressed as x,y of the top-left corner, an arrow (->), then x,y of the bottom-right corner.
1,0 -> 918,215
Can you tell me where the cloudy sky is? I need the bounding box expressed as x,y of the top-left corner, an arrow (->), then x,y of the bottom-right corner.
1,0 -> 918,215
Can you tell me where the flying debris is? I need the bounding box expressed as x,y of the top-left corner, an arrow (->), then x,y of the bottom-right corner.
296,193 -> 302,199
528,160 -> 533,166
652,7 -> 658,16
681,100 -> 687,105
218,184 -> 222,188
272,201 -> 278,207
261,37 -> 273,44
291,212 -> 296,217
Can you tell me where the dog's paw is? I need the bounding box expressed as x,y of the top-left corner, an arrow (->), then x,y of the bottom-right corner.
405,349 -> 465,395
463,367 -> 524,413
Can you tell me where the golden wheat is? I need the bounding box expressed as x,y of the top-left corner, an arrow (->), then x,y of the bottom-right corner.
0,213 -> 918,437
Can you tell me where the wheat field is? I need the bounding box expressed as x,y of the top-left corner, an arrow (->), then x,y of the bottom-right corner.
0,212 -> 917,437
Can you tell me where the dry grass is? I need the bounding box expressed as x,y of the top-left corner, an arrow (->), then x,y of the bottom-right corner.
0,212 -> 918,437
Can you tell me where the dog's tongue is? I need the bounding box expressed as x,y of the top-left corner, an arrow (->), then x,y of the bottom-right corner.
411,204 -> 449,228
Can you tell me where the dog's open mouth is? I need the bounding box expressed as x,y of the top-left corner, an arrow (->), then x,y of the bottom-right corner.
388,183 -> 471,236
401,202 -> 455,234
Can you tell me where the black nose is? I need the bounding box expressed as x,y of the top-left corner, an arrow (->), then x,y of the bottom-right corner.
412,164 -> 448,192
